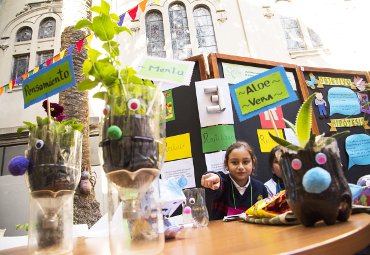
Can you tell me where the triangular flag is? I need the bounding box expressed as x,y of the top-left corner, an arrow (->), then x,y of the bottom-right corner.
118,13 -> 126,26
139,0 -> 148,12
28,70 -> 33,76
53,54 -> 60,63
86,34 -> 93,45
128,5 -> 139,20
8,82 -> 13,91
22,73 -> 28,80
16,77 -> 22,86
155,0 -> 160,4
67,45 -> 75,55
33,66 -> 39,74
76,38 -> 85,52
46,58 -> 53,66
39,63 -> 44,70
1,85 -> 6,94
60,49 -> 66,59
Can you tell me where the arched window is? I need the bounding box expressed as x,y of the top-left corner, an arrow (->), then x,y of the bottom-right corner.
169,3 -> 192,59
38,18 -> 56,39
193,6 -> 217,55
146,11 -> 166,58
16,27 -> 32,42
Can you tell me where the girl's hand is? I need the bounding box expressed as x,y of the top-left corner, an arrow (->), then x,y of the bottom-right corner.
201,173 -> 220,190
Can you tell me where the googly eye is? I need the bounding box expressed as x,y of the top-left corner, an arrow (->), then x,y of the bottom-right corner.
189,198 -> 195,204
291,158 -> 302,170
128,98 -> 140,111
35,139 -> 44,150
315,153 -> 327,165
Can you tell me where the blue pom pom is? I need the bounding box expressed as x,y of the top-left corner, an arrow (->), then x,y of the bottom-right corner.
8,156 -> 30,176
302,167 -> 331,194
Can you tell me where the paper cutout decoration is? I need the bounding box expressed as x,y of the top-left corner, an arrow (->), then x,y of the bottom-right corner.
346,134 -> 370,169
327,117 -> 370,132
165,133 -> 192,162
22,55 -> 76,108
259,106 -> 286,129
314,91 -> 328,119
358,93 -> 370,114
195,78 -> 234,128
201,125 -> 236,153
305,73 -> 318,89
139,0 -> 148,12
327,87 -> 361,116
257,129 -> 284,152
317,76 -> 354,89
164,90 -> 175,122
229,66 -> 298,122
354,76 -> 366,91
128,5 -> 139,20
118,13 -> 126,26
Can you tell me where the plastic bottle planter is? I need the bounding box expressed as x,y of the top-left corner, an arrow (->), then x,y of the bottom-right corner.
25,125 -> 82,254
100,84 -> 166,255
280,137 -> 351,226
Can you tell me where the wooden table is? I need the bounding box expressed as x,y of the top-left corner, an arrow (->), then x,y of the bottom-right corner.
1,213 -> 369,255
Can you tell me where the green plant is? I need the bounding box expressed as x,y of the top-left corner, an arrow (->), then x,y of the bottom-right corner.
16,223 -> 29,232
74,0 -> 155,112
269,93 -> 349,151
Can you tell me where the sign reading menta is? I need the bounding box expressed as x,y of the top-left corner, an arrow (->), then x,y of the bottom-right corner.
22,55 -> 76,108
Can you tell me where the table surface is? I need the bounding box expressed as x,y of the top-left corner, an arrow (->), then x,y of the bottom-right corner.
1,213 -> 369,255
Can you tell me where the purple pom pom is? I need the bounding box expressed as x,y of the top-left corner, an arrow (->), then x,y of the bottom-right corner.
8,156 -> 29,176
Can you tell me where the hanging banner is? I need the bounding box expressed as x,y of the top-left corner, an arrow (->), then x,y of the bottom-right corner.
22,55 -> 75,108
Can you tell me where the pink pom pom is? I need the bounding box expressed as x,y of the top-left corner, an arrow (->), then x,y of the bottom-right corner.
183,206 -> 192,214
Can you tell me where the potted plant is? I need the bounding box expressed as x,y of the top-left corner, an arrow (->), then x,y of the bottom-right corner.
269,93 -> 352,226
74,1 -> 166,254
9,100 -> 83,254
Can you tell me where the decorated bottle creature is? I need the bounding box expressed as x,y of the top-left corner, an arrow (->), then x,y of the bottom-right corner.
270,93 -> 352,226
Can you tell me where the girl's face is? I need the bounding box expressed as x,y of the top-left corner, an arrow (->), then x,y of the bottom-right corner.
226,147 -> 254,186
272,158 -> 283,179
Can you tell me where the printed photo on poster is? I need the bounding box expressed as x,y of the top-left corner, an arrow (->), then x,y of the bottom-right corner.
164,90 -> 175,122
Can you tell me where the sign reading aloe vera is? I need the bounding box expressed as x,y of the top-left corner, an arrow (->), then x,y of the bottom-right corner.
22,55 -> 76,108
230,66 -> 298,121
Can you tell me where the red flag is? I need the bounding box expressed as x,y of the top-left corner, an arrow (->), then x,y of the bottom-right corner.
76,38 -> 85,52
46,58 -> 53,66
128,5 -> 139,20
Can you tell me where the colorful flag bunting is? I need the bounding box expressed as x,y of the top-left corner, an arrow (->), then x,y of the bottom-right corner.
118,13 -> 126,26
86,34 -> 93,45
33,66 -> 40,74
22,73 -> 28,80
16,77 -> 22,86
155,0 -> 160,4
67,45 -> 75,55
60,49 -> 66,59
76,38 -> 85,52
139,0 -> 148,12
128,5 -> 139,20
46,58 -> 53,66
53,54 -> 60,63
0,86 -> 4,96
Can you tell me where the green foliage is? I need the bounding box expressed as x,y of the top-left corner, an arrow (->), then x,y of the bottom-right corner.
15,223 -> 29,232
269,93 -> 350,151
17,117 -> 83,134
75,0 -> 155,107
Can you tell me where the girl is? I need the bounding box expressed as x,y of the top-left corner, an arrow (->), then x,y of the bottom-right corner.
201,141 -> 268,220
264,146 -> 285,197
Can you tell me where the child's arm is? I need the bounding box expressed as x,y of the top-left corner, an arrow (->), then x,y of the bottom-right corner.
201,173 -> 221,190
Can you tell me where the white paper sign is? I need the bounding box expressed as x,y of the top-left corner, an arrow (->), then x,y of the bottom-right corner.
161,158 -> 196,188
195,78 -> 234,127
205,151 -> 227,173
284,128 -> 300,146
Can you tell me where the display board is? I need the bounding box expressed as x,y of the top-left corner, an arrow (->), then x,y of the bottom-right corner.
208,53 -> 308,183
297,66 -> 370,183
163,55 -> 208,188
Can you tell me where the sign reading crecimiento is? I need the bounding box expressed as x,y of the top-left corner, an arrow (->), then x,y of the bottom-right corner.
22,55 -> 75,108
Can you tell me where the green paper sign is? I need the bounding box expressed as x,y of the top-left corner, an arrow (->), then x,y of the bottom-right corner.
22,55 -> 75,108
235,72 -> 289,115
201,125 -> 236,153
138,57 -> 193,84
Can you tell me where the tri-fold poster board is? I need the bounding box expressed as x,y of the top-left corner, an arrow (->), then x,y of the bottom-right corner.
162,53 -> 370,192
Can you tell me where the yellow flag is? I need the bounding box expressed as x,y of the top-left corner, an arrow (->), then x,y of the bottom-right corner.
86,34 -> 93,45
154,0 -> 160,4
33,66 -> 39,74
60,49 -> 66,59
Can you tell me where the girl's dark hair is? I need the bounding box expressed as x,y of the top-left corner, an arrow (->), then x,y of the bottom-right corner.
224,141 -> 257,173
268,146 -> 282,170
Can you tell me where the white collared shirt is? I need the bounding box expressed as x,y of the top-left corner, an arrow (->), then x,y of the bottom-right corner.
230,176 -> 250,195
